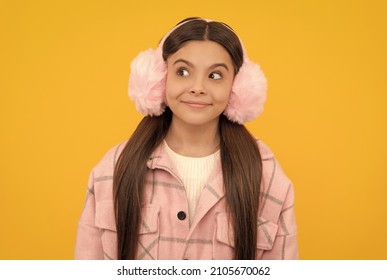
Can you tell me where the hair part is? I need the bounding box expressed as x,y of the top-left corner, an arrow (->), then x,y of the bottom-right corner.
163,18 -> 243,74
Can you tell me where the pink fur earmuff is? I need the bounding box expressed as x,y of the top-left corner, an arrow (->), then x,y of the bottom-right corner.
128,19 -> 267,124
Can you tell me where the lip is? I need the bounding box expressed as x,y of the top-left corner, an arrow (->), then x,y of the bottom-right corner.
181,100 -> 212,108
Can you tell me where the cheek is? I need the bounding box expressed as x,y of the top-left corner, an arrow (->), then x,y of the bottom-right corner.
165,72 -> 173,92
165,73 -> 187,97
211,83 -> 233,104
165,75 -> 178,101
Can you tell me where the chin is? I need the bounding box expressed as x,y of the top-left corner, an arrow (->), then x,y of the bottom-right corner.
180,116 -> 220,127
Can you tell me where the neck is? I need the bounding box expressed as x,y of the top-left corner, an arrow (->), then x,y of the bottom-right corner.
165,117 -> 220,157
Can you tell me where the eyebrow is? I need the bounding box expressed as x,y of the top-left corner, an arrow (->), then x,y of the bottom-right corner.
173,58 -> 229,71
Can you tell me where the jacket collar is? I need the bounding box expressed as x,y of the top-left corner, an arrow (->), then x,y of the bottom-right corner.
146,142 -> 183,185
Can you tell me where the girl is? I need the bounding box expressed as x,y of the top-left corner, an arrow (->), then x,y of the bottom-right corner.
75,17 -> 298,260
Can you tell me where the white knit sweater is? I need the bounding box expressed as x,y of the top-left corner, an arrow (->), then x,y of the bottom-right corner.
163,140 -> 220,225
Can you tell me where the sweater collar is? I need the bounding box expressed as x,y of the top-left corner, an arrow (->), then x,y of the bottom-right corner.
146,142 -> 225,198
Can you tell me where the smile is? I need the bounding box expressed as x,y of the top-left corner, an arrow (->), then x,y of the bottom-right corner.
181,101 -> 212,108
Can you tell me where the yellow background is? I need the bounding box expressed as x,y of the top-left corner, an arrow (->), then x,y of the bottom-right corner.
1,0 -> 386,259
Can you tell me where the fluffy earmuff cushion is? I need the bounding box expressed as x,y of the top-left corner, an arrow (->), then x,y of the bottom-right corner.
224,59 -> 267,124
128,48 -> 167,116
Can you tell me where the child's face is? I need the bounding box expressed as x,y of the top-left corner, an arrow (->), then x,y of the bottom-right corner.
165,40 -> 235,127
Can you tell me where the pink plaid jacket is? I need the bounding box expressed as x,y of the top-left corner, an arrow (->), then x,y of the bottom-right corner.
74,139 -> 298,260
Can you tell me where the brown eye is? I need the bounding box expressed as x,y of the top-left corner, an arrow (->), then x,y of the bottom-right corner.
209,72 -> 222,80
177,68 -> 189,77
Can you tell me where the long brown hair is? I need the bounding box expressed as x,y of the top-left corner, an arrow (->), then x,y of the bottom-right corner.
114,18 -> 262,259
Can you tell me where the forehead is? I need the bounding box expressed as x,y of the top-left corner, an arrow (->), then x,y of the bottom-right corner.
167,40 -> 233,67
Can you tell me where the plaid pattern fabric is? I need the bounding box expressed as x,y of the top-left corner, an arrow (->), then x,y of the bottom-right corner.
74,139 -> 298,260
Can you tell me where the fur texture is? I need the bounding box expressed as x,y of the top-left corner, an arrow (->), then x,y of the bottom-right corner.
128,47 -> 166,116
224,59 -> 267,123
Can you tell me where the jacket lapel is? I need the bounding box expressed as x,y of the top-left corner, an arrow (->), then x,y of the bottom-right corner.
146,143 -> 183,185
189,158 -> 225,230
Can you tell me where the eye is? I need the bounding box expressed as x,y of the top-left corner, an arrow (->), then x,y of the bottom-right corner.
209,72 -> 222,80
177,68 -> 189,77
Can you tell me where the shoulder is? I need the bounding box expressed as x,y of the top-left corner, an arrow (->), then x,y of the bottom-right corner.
92,141 -> 127,178
255,138 -> 293,207
87,141 -> 128,203
255,138 -> 276,160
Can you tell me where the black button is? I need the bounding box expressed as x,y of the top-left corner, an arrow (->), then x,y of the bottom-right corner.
177,211 -> 186,220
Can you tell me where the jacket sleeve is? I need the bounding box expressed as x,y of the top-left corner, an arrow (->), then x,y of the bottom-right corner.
261,183 -> 299,260
74,170 -> 104,259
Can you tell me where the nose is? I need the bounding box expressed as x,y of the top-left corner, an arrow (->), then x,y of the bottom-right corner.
190,76 -> 206,95
190,88 -> 205,95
